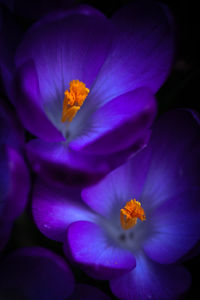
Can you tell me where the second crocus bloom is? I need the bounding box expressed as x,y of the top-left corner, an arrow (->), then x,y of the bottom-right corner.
32,109 -> 200,300
13,1 -> 174,185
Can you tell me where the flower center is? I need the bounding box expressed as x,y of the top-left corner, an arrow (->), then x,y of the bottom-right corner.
61,80 -> 90,123
120,199 -> 146,230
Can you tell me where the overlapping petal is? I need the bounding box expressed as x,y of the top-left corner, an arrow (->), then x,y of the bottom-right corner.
70,88 -> 156,154
66,220 -> 136,280
14,61 -> 64,141
32,179 -> 97,242
0,99 -> 24,148
26,131 -> 150,186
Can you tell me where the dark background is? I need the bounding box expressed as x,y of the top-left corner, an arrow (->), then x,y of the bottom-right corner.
1,0 -> 200,299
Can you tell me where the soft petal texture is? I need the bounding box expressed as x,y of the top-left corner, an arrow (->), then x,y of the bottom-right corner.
0,247 -> 74,300
32,179 -> 97,242
68,284 -> 111,300
14,61 -> 65,142
0,98 -> 24,148
143,190 -> 200,264
70,88 -> 156,154
66,221 -> 136,280
0,5 -> 22,100
110,253 -> 191,300
15,10 -> 113,136
0,145 -> 30,222
140,109 -> 200,210
89,1 -> 175,106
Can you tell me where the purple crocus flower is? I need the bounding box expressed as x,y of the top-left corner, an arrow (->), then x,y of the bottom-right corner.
0,246 -> 111,300
0,99 -> 30,251
32,110 -> 200,300
13,1 -> 174,185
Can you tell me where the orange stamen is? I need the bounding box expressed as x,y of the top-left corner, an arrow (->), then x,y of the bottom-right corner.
120,199 -> 146,230
61,80 -> 90,123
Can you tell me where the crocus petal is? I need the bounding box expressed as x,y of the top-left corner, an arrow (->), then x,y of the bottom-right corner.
0,247 -> 74,300
32,5 -> 106,29
140,109 -> 200,210
110,253 -> 191,300
68,284 -> 111,300
32,179 -> 97,242
70,87 -> 156,154
14,61 -> 65,142
26,139 -> 110,184
0,98 -> 24,148
15,10 -> 113,135
0,145 -> 30,222
143,189 -> 200,264
90,1 -> 175,106
26,131 -> 150,186
66,220 -> 136,280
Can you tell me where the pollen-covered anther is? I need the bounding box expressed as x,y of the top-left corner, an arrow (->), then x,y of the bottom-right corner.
61,79 -> 90,123
120,199 -> 146,230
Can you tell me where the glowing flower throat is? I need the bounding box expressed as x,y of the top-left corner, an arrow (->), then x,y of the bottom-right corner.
120,199 -> 146,230
61,80 -> 90,123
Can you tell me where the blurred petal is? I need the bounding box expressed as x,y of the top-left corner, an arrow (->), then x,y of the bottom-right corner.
66,220 -> 136,280
68,284 -> 111,300
0,98 -> 24,148
0,145 -> 30,222
71,88 -> 156,154
32,179 -> 96,242
0,247 -> 74,300
110,253 -> 191,300
90,1 -> 175,106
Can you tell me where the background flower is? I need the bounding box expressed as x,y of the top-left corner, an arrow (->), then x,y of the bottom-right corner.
32,109 -> 200,300
0,98 -> 30,251
13,1 -> 174,185
0,246 -> 111,300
